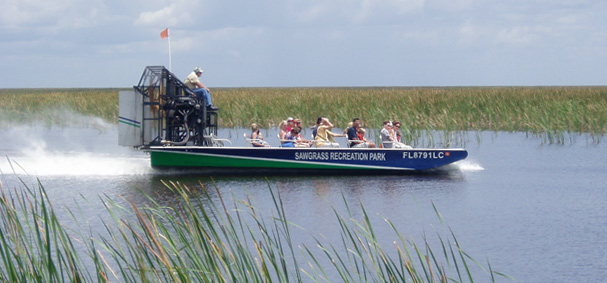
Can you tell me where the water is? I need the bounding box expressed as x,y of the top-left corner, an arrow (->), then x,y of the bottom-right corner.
1,124 -> 606,282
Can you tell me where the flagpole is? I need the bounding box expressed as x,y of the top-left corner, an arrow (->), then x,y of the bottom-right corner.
160,28 -> 172,71
167,29 -> 172,71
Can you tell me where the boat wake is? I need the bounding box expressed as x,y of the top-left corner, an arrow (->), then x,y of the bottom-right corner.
0,123 -> 153,177
454,160 -> 484,172
0,150 -> 151,176
0,137 -> 151,177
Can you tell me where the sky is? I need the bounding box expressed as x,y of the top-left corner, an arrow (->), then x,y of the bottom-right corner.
1,0 -> 606,88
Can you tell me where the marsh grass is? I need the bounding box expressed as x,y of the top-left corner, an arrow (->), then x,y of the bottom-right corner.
213,87 -> 607,133
0,174 -> 510,282
0,88 -> 119,127
2,86 -> 606,142
215,86 -> 607,144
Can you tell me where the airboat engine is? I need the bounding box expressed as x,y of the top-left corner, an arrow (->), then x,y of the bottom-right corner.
118,66 -> 217,149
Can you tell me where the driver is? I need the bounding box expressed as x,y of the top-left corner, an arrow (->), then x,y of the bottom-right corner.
184,67 -> 218,110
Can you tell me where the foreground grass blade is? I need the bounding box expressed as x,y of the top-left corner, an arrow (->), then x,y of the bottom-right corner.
0,174 -> 512,282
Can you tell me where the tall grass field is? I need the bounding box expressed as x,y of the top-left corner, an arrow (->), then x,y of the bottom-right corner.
0,86 -> 607,146
2,86 -> 606,138
0,88 -> 119,127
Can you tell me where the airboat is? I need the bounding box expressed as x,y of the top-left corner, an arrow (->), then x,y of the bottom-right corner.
118,66 -> 467,174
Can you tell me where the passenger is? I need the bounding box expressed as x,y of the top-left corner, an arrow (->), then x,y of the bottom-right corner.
294,119 -> 313,147
293,118 -> 303,129
294,118 -> 304,130
346,119 -> 359,147
391,120 -> 412,149
315,117 -> 345,148
357,127 -> 376,148
392,120 -> 403,143
279,120 -> 299,147
184,67 -> 218,110
291,127 -> 310,148
312,116 -> 324,139
344,122 -> 353,134
357,127 -> 366,141
250,123 -> 270,147
347,118 -> 376,148
380,120 -> 395,148
278,120 -> 288,141
286,117 -> 295,132
282,127 -> 297,148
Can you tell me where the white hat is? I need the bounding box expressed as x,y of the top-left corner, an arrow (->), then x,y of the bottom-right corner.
287,117 -> 294,122
194,67 -> 204,74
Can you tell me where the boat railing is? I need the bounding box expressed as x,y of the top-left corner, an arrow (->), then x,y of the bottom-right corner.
277,134 -> 315,148
204,134 -> 232,147
381,140 -> 413,149
277,134 -> 291,147
244,133 -> 271,147
347,140 -> 366,147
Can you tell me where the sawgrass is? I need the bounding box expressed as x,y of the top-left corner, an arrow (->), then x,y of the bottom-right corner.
214,86 -> 607,134
0,88 -> 119,127
2,86 -> 606,138
0,175 -> 510,282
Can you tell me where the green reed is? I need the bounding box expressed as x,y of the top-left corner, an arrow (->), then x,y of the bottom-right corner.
211,86 -> 607,134
0,179 -> 103,281
0,88 -> 119,127
2,86 -> 606,135
0,175 -> 510,282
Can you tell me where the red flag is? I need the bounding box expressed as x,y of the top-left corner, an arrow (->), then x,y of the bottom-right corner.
160,28 -> 169,39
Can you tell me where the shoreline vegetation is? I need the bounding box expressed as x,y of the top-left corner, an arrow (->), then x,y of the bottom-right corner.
1,86 -> 606,136
0,177 -> 510,282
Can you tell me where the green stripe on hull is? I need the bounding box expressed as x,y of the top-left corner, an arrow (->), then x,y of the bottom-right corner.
151,151 -> 381,170
119,120 -> 141,128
